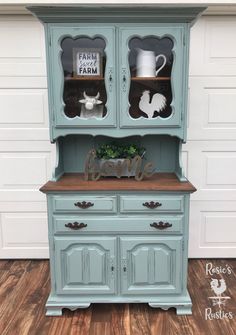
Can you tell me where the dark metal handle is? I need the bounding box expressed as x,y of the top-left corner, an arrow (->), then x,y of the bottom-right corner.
150,221 -> 172,230
65,222 -> 87,230
123,267 -> 127,272
111,266 -> 115,272
74,201 -> 94,209
122,68 -> 127,92
143,201 -> 162,209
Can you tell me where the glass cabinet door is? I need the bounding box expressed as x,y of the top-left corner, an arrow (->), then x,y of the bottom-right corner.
50,27 -> 116,128
119,27 -> 184,129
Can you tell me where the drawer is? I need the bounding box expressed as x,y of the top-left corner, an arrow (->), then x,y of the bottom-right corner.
120,195 -> 184,213
52,216 -> 184,234
52,195 -> 117,213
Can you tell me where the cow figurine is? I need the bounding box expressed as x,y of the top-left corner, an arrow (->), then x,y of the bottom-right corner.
79,91 -> 103,118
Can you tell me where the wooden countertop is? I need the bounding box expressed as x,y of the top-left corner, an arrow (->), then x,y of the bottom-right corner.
40,173 -> 196,193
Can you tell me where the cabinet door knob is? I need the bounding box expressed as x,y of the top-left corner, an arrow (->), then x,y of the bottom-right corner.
143,201 -> 162,209
74,201 -> 94,209
150,221 -> 172,230
123,266 -> 127,272
65,222 -> 87,230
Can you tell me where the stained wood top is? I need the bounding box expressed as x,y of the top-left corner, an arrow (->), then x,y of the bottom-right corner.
40,173 -> 196,193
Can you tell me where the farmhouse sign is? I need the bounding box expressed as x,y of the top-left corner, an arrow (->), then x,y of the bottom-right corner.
84,149 -> 155,181
73,48 -> 102,78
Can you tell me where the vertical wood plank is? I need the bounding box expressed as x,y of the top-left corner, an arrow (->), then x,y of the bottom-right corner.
129,304 -> 151,335
111,303 -> 131,335
1,261 -> 49,335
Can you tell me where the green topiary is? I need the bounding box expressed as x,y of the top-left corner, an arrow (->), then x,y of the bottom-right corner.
96,142 -> 145,160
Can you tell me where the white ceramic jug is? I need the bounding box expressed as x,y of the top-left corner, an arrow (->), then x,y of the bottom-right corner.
136,48 -> 167,77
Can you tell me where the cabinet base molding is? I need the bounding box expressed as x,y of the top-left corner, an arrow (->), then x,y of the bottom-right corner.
45,292 -> 192,316
148,291 -> 192,315
46,297 -> 91,316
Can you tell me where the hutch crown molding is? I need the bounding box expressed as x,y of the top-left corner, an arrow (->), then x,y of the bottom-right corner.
28,5 -> 205,316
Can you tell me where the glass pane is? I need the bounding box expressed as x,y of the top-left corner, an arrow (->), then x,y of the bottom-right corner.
61,37 -> 107,119
128,37 -> 174,119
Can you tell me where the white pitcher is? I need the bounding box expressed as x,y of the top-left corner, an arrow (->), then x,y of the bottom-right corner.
136,48 -> 167,77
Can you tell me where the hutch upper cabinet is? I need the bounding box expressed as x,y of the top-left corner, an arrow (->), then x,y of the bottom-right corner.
28,6 -> 205,316
29,6 -> 205,142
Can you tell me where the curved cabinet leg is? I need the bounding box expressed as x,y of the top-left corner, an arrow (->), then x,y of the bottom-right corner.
149,303 -> 192,315
176,305 -> 192,315
69,303 -> 91,310
46,303 -> 91,316
46,307 -> 63,316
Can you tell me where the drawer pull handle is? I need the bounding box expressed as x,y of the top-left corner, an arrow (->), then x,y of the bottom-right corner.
123,267 -> 127,272
143,201 -> 162,209
65,222 -> 87,230
150,221 -> 172,230
74,201 -> 94,209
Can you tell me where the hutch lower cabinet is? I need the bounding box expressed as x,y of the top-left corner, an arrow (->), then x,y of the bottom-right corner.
41,176 -> 195,316
28,6 -> 205,315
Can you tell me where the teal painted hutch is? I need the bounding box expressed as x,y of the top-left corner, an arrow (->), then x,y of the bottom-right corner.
28,6 -> 205,316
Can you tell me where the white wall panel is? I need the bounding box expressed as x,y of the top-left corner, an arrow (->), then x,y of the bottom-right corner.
188,77 -> 236,140
190,17 -> 236,76
208,90 -> 236,124
203,214 -> 236,244
0,141 -> 55,204
0,213 -> 49,258
0,89 -> 48,126
0,154 -> 50,187
206,153 -> 236,185
0,16 -> 46,77
0,21 -> 42,58
189,201 -> 236,258
183,141 -> 236,201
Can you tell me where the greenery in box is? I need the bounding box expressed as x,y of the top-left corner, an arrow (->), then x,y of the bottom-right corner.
96,142 -> 146,160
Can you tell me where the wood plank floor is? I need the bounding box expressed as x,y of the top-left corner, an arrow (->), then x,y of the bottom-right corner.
0,259 -> 236,335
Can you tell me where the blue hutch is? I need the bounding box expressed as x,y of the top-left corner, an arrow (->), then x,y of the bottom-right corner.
28,6 -> 205,316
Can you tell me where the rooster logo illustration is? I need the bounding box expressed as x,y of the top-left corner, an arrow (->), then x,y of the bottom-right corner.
209,278 -> 230,308
210,279 -> 226,297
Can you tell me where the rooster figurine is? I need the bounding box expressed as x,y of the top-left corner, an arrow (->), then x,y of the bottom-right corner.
210,278 -> 227,297
139,90 -> 167,119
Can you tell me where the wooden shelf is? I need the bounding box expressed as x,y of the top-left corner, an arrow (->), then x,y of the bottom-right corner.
131,77 -> 170,81
65,77 -> 104,81
40,173 -> 196,193
65,77 -> 170,81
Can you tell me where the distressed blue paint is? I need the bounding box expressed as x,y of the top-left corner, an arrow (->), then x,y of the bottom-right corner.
27,5 -> 205,316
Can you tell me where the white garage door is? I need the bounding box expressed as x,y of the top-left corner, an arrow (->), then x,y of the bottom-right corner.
0,14 -> 235,258
186,16 -> 236,257
0,16 -> 53,258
